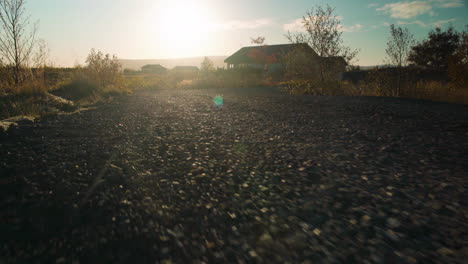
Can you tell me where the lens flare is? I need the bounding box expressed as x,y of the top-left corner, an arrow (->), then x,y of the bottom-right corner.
213,96 -> 224,108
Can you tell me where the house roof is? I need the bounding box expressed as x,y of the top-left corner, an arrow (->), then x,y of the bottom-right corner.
142,64 -> 166,69
141,64 -> 167,71
320,56 -> 348,66
224,43 -> 318,64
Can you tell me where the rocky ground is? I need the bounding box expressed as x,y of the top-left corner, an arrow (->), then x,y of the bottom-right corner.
0,87 -> 467,263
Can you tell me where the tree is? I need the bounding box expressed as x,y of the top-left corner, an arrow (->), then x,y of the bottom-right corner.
285,4 -> 359,81
448,26 -> 467,89
200,57 -> 215,72
0,0 -> 38,85
250,36 -> 265,45
285,4 -> 359,64
408,25 -> 460,70
385,24 -> 414,96
385,24 -> 414,67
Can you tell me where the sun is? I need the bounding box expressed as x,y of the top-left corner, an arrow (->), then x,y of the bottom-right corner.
156,2 -> 214,57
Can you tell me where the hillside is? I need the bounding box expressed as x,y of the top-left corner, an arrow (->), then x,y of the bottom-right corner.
119,56 -> 228,70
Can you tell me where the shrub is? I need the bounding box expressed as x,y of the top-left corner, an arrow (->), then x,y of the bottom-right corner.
84,49 -> 124,88
50,49 -> 129,103
51,77 -> 99,101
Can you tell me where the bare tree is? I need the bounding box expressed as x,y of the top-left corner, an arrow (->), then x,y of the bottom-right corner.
250,36 -> 265,45
0,0 -> 37,85
200,57 -> 215,72
286,5 -> 359,64
385,24 -> 414,96
285,4 -> 358,81
385,24 -> 413,67
200,56 -> 215,79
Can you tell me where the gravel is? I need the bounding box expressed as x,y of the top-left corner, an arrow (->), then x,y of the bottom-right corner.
1,87 -> 467,263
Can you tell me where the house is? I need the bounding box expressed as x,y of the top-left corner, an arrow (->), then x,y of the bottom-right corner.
141,64 -> 167,74
224,43 -> 347,79
320,56 -> 348,80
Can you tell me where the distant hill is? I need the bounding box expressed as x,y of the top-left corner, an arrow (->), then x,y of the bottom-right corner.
119,56 -> 228,70
358,65 -> 395,70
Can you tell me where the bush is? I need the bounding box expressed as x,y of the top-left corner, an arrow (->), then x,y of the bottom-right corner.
50,49 -> 129,103
51,77 -> 99,101
85,49 -> 124,88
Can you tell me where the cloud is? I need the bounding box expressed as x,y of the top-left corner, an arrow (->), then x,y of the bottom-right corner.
397,18 -> 456,27
283,16 -> 345,32
376,0 -> 463,19
340,24 -> 364,32
284,20 -> 367,33
431,18 -> 457,27
397,20 -> 428,27
377,1 -> 433,19
214,19 -> 272,30
368,3 -> 379,8
432,0 -> 463,8
283,18 -> 305,32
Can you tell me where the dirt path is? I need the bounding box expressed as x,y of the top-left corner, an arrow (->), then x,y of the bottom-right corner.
1,88 -> 467,263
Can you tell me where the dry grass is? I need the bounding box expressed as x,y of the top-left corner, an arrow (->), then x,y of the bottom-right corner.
280,79 -> 360,96
0,93 -> 76,120
280,76 -> 468,104
123,73 -> 169,90
173,69 -> 268,89
403,81 -> 468,104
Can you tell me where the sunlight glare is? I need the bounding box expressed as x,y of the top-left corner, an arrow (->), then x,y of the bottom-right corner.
156,1 -> 215,57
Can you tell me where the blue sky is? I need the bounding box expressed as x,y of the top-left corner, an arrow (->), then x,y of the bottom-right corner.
28,0 -> 467,66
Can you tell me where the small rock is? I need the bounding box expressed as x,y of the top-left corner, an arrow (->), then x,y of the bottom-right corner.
258,232 -> 273,242
313,228 -> 321,236
362,215 -> 371,222
387,218 -> 400,228
437,247 -> 454,255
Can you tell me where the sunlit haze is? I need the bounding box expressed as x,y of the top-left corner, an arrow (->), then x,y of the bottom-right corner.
29,0 -> 467,66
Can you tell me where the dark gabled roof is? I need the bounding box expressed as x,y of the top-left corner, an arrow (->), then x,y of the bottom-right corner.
320,56 -> 348,66
141,64 -> 167,70
224,43 -> 318,64
142,64 -> 166,68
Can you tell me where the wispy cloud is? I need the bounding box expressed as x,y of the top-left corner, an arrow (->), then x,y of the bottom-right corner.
432,0 -> 464,8
283,18 -> 305,32
339,24 -> 365,32
397,20 -> 428,27
377,1 -> 433,19
284,19 -> 368,33
397,18 -> 456,27
283,16 -> 345,32
376,0 -> 464,19
368,3 -> 379,8
214,19 -> 272,30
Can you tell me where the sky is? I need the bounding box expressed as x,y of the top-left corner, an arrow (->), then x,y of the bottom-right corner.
28,0 -> 468,66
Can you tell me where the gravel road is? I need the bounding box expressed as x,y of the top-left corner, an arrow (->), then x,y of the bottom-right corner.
1,87 -> 467,263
